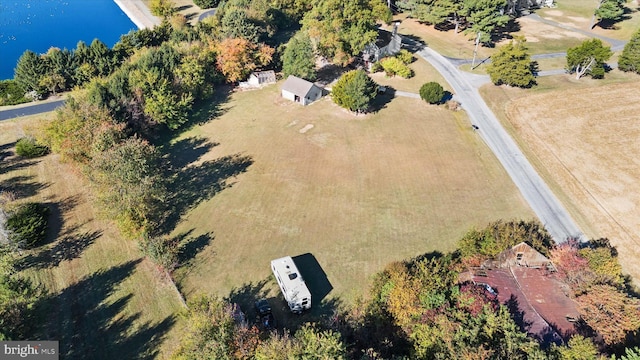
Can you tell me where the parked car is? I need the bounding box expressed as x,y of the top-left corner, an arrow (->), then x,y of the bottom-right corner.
255,298 -> 276,330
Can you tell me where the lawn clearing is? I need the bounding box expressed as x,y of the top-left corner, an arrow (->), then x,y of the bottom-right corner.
0,116 -> 184,359
170,82 -> 534,321
479,72 -> 640,285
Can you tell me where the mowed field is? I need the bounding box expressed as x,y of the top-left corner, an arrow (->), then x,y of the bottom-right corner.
480,74 -> 640,284
171,81 -> 534,310
0,117 -> 184,359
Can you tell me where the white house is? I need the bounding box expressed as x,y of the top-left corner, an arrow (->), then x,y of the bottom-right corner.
271,256 -> 312,313
362,22 -> 402,67
247,70 -> 276,87
281,75 -> 323,105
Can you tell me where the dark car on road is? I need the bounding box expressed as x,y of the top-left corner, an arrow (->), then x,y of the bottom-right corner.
255,298 -> 276,330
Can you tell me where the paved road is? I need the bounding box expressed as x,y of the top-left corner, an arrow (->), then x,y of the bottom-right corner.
413,42 -> 586,243
0,100 -> 65,121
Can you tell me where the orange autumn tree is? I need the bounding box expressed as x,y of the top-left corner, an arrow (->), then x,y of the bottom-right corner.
214,38 -> 274,83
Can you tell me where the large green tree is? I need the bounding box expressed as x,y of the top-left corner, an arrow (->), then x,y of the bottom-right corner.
416,0 -> 464,33
566,39 -> 612,79
331,69 -> 378,113
282,32 -> 317,81
592,0 -> 626,28
462,0 -> 510,44
618,27 -> 640,74
302,0 -> 391,65
14,50 -> 46,94
486,36 -> 536,88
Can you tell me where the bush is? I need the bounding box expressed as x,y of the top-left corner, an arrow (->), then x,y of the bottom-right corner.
6,203 -> 50,248
370,61 -> 383,73
396,49 -> 414,64
0,80 -> 28,106
15,137 -> 49,158
193,0 -> 220,8
138,235 -> 179,272
380,57 -> 413,78
419,82 -> 444,104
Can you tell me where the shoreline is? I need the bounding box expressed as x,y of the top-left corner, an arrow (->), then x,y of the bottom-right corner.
113,0 -> 161,30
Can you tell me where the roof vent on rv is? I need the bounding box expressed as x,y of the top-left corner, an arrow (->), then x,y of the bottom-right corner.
289,273 -> 298,280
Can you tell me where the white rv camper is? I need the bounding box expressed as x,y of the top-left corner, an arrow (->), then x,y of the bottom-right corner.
271,256 -> 312,314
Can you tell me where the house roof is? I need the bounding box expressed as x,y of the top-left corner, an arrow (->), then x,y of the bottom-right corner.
282,75 -> 316,97
251,70 -> 276,83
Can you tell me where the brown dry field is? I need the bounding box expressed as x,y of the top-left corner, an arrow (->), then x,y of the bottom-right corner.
171,83 -> 534,307
0,117 -> 184,358
480,75 -> 640,284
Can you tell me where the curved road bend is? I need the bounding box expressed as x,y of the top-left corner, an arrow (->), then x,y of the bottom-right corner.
416,45 -> 586,243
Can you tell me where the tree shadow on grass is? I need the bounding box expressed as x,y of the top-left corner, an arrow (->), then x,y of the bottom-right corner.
188,85 -> 233,127
17,231 -> 102,271
163,136 -> 219,170
37,259 -> 176,359
370,87 -> 395,112
43,195 -> 81,245
176,229 -> 214,268
0,175 -> 49,200
0,141 -> 16,161
158,153 -> 253,234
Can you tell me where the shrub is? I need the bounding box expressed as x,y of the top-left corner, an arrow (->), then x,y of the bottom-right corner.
0,80 -> 28,106
138,235 -> 179,272
380,57 -> 413,78
193,0 -> 220,9
15,137 -> 49,158
5,203 -> 50,248
397,49 -> 414,64
419,82 -> 444,104
370,61 -> 383,73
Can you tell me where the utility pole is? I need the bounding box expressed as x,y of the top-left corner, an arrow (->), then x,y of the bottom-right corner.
471,32 -> 481,69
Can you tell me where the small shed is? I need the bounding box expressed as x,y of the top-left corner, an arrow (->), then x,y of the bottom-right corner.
281,75 -> 323,105
247,70 -> 276,87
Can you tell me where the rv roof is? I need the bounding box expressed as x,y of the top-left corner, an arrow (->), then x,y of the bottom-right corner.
271,256 -> 309,296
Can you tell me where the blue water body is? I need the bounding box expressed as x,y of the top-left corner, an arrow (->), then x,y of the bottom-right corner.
0,0 -> 137,80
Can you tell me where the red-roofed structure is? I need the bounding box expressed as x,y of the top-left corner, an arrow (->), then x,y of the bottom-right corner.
461,243 -> 579,345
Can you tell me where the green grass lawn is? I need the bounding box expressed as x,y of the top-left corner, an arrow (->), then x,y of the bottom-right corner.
0,117 -> 185,359
169,82 -> 534,324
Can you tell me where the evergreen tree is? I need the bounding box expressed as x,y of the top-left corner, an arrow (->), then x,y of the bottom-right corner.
463,0 -> 510,44
593,0 -> 626,28
486,36 -> 536,88
619,27 -> 640,74
331,69 -> 378,113
14,50 -> 46,94
282,32 -> 317,81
